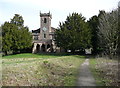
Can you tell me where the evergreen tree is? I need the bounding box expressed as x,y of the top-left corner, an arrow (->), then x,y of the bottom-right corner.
88,15 -> 99,54
2,22 -> 14,55
55,13 -> 91,53
11,14 -> 24,27
2,14 -> 32,55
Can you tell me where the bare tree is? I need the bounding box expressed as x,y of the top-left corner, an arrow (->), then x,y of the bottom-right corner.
118,2 -> 120,58
98,9 -> 119,59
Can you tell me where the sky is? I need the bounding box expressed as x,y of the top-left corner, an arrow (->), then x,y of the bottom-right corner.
0,0 -> 119,31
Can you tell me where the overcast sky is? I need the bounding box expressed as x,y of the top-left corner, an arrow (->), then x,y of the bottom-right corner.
0,0 -> 119,31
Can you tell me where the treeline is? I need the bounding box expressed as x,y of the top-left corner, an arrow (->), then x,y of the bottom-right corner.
55,8 -> 119,59
1,14 -> 32,55
1,7 -> 119,58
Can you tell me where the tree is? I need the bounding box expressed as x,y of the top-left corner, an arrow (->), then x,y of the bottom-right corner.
11,14 -> 24,27
2,14 -> 32,55
55,13 -> 91,53
98,9 -> 119,59
2,22 -> 14,55
118,5 -> 120,57
87,15 -> 99,54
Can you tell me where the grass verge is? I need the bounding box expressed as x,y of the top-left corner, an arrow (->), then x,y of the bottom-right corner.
89,58 -> 106,86
89,58 -> 119,86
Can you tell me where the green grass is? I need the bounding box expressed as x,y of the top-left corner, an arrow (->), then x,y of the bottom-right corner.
2,53 -> 64,65
2,54 -> 85,86
89,58 -> 106,86
2,53 -> 65,59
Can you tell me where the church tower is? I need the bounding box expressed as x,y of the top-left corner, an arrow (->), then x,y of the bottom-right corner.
39,12 -> 52,40
32,12 -> 60,53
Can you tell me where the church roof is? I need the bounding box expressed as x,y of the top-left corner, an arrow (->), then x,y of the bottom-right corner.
51,27 -> 56,32
32,27 -> 56,34
32,28 -> 40,33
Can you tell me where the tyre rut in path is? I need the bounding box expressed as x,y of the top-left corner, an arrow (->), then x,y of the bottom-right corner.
77,59 -> 96,86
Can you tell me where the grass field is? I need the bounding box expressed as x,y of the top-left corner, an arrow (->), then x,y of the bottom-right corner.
2,53 -> 85,86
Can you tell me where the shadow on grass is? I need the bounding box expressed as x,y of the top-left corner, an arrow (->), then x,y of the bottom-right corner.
2,52 -> 96,60
2,52 -> 72,58
35,52 -> 72,56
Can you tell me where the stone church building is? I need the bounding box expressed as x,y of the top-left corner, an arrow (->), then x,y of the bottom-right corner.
32,12 -> 62,53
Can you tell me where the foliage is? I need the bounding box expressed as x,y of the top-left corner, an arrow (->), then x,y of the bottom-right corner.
11,14 -> 24,27
118,6 -> 120,57
98,9 -> 119,58
2,14 -> 32,55
2,22 -> 14,54
87,15 -> 99,54
55,13 -> 92,52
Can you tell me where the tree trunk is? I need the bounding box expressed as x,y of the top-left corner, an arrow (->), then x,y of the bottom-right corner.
4,51 -> 7,56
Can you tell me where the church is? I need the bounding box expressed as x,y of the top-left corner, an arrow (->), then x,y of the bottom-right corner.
32,12 -> 63,53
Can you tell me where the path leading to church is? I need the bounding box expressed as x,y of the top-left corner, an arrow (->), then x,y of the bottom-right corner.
77,59 -> 96,86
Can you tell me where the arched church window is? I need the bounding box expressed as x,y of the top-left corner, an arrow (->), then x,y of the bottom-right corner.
44,18 -> 47,23
44,34 -> 46,38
